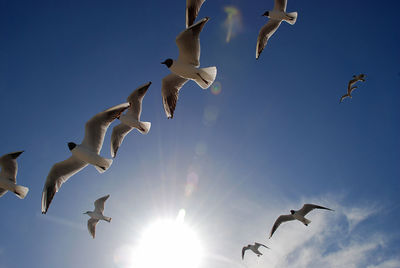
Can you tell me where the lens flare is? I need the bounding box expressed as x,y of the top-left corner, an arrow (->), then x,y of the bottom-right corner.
224,6 -> 242,43
185,171 -> 199,197
203,106 -> 219,126
211,81 -> 222,95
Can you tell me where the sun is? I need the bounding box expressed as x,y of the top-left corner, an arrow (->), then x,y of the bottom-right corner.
131,210 -> 204,268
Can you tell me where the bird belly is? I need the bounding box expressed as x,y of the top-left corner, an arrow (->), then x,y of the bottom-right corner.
88,212 -> 103,220
119,114 -> 140,129
72,146 -> 109,168
0,177 -> 14,192
293,213 -> 310,225
269,10 -> 285,20
170,62 -> 198,80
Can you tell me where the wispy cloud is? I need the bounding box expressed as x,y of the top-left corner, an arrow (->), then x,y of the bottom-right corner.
37,213 -> 85,231
233,195 -> 397,268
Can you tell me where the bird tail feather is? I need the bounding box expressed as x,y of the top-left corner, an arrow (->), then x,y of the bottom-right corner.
94,158 -> 113,173
14,185 -> 29,199
137,121 -> 151,134
286,12 -> 298,25
194,66 -> 217,89
104,217 -> 112,222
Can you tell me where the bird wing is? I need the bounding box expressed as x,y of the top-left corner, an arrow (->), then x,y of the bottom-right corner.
87,218 -> 99,239
339,94 -> 349,103
256,19 -> 282,59
242,246 -> 249,260
110,123 -> 133,158
255,242 -> 269,249
126,82 -> 152,121
186,0 -> 206,28
161,73 -> 189,119
269,214 -> 295,238
94,194 -> 110,214
176,17 -> 209,67
274,0 -> 287,11
41,156 -> 88,214
0,151 -> 23,182
81,103 -> 130,154
349,85 -> 358,94
297,204 -> 333,216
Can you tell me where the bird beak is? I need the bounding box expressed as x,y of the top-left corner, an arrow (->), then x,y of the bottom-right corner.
161,61 -> 166,65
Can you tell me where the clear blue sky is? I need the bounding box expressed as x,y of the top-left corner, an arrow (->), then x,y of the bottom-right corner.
1,0 -> 399,267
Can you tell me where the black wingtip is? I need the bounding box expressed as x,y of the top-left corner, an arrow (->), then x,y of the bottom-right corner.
10,151 -> 24,159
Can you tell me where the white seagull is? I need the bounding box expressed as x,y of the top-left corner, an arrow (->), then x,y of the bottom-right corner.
84,194 -> 112,239
41,103 -> 129,214
161,17 -> 217,118
186,0 -> 206,28
269,204 -> 333,238
340,74 -> 366,103
111,82 -> 152,158
242,242 -> 270,260
0,151 -> 29,199
256,0 -> 298,59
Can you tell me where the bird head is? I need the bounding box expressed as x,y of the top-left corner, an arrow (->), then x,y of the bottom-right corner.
67,142 -> 77,151
262,11 -> 270,17
83,211 -> 90,215
161,59 -> 173,68
290,210 -> 295,215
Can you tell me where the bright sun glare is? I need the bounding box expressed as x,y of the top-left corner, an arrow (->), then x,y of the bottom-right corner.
131,210 -> 204,268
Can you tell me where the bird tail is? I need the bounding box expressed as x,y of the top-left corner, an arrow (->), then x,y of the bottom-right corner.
286,12 -> 298,25
14,185 -> 29,199
194,66 -> 217,89
137,121 -> 151,135
94,158 -> 113,173
104,216 -> 112,223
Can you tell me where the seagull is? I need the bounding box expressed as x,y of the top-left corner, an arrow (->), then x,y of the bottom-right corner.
0,151 -> 29,199
256,0 -> 298,59
242,242 -> 270,260
161,17 -> 217,118
269,204 -> 333,238
41,103 -> 129,214
84,194 -> 112,239
111,82 -> 152,158
339,74 -> 366,103
186,0 -> 206,28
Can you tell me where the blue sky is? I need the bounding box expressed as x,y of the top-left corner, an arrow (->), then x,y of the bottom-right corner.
1,0 -> 400,267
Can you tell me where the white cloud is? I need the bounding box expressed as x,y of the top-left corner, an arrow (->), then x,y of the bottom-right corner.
232,195 -> 397,268
367,259 -> 400,268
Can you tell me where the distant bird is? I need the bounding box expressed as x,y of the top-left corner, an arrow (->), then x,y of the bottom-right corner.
41,103 -> 129,214
161,17 -> 217,118
111,82 -> 152,158
269,204 -> 333,238
84,194 -> 112,239
0,151 -> 29,199
186,0 -> 206,28
339,74 -> 366,103
256,0 -> 298,59
242,242 -> 270,260
339,85 -> 358,103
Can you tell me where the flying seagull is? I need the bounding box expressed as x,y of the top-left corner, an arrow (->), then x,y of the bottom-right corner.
41,103 -> 129,214
256,0 -> 298,59
111,82 -> 152,158
269,204 -> 333,238
0,151 -> 29,199
161,17 -> 217,118
186,0 -> 206,28
339,74 -> 366,103
84,194 -> 112,239
242,242 -> 270,260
